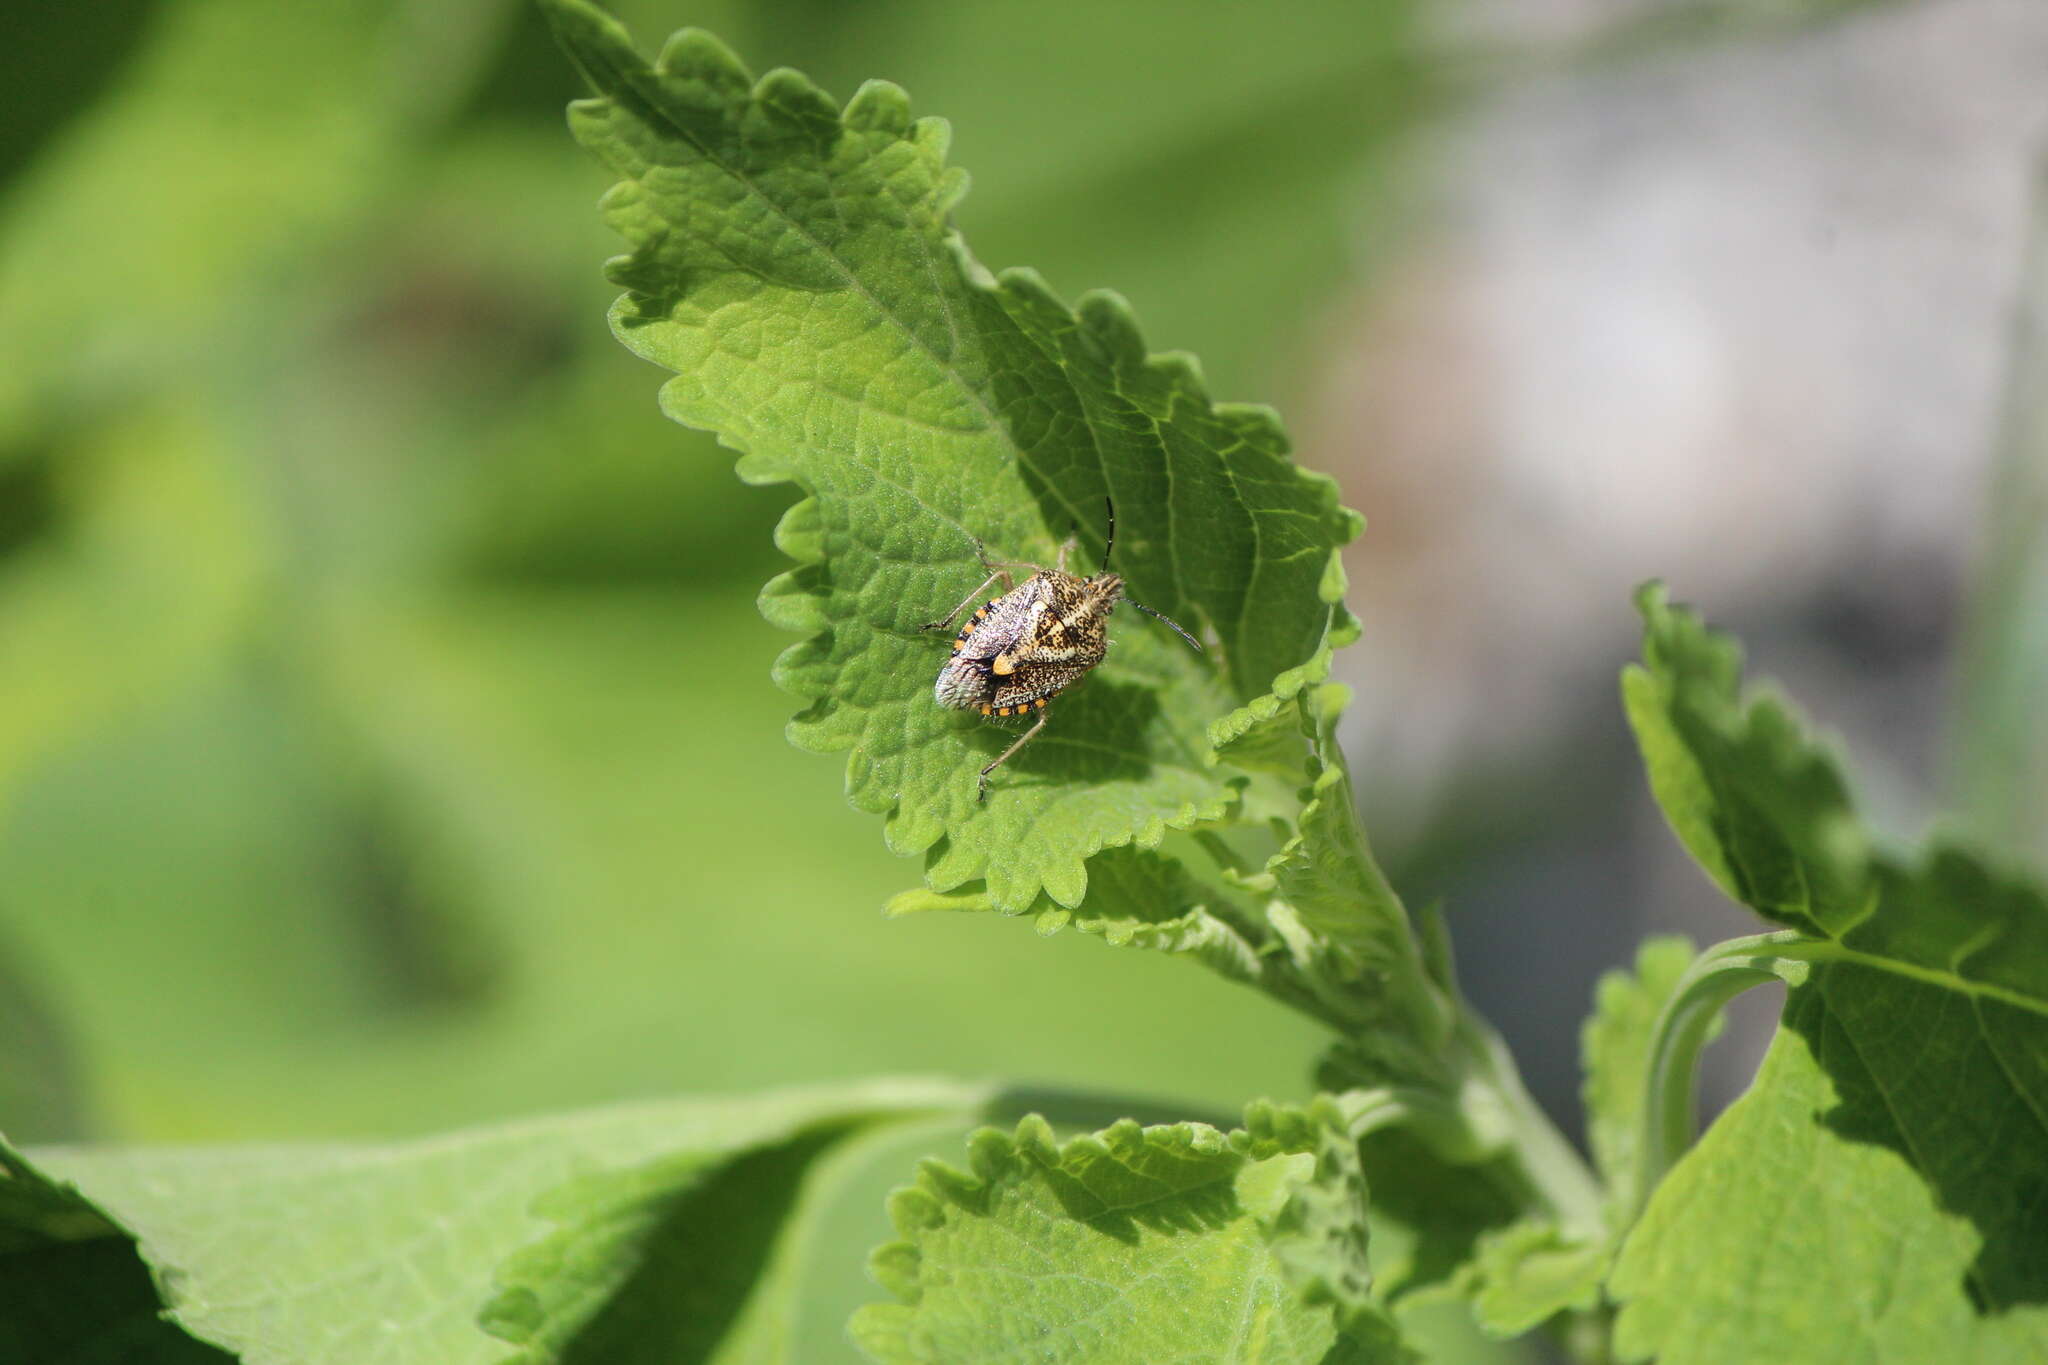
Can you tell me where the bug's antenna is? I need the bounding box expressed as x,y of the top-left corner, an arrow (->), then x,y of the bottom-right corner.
1101,495 -> 1196,648
1128,599 -> 1202,651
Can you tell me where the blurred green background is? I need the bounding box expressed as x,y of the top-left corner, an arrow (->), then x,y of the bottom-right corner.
0,0 -> 1433,1144
5,0 -> 2039,1161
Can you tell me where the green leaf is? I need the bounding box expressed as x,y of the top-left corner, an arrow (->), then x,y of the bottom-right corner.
1614,587 -> 2048,1360
482,1113 -> 983,1365
1258,688 -> 1605,1257
910,672 -> 1603,1319
546,0 -> 1360,911
1624,583 -> 2048,1009
1349,1127 -> 1522,1309
4,1081 -> 990,1364
478,1130 -> 845,1362
895,679 -> 1458,1118
2,1134 -> 232,1362
0,1237 -> 238,1365
885,843 -> 1277,993
1257,684 -> 1448,1065
1610,971 -> 2048,1363
850,1105 -> 1405,1364
0,1135 -> 113,1253
1466,1223 -> 1607,1340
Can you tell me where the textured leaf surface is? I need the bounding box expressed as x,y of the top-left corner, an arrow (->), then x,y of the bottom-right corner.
1257,684 -> 1450,1075
547,0 -> 1360,911
885,842 -> 1278,992
1614,587 -> 2048,1362
937,679 -> 1591,1337
850,1106 -> 1404,1364
1345,1129 -> 1521,1313
6,1081 -> 988,1365
1610,971 -> 2048,1363
897,678 -> 1457,1107
482,1113 -> 982,1365
1466,1223 -> 1606,1340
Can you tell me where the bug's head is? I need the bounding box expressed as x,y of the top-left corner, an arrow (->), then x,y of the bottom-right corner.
1075,571 -> 1124,609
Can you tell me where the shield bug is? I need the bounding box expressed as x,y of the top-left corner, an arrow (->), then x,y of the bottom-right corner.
922,501 -> 1201,800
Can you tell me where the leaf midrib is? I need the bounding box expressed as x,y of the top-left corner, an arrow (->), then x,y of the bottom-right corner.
1769,935 -> 2048,1020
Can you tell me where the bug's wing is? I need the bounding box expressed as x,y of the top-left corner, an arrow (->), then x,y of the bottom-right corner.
992,669 -> 1077,709
934,657 -> 996,709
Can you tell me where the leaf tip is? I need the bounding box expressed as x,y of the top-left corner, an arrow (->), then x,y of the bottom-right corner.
845,79 -> 913,135
475,1285 -> 543,1344
992,265 -> 1066,318
1213,401 -> 1291,454
884,1182 -> 945,1238
1032,905 -> 1072,935
753,66 -> 841,143
1010,1112 -> 1060,1161
1149,349 -> 1212,404
653,26 -> 753,90
1075,289 -> 1147,364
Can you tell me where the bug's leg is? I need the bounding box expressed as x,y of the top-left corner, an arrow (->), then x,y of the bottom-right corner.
977,705 -> 1049,801
921,568 -> 1010,632
971,535 -> 1061,579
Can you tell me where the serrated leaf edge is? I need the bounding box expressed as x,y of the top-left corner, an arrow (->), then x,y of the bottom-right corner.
548,0 -> 1364,911
855,1101 -> 1402,1356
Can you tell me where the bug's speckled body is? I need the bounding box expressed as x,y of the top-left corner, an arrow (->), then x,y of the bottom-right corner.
922,504 -> 1199,800
932,568 -> 1121,717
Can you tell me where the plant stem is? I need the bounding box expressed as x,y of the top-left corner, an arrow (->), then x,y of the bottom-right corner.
1459,1009 -> 1606,1237
1192,828 -> 1257,879
1559,1305 -> 1618,1365
1628,931 -> 1811,1221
